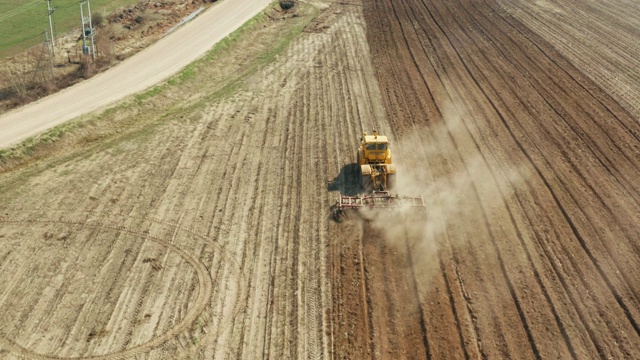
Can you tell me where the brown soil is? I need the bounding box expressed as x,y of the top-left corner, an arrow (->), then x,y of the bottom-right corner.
331,0 -> 640,358
0,0 -> 639,359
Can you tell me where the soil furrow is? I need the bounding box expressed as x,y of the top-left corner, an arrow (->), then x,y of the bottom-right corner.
2,1 -> 639,358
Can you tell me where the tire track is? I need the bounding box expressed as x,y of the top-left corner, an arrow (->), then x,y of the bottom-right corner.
499,0 -> 640,120
470,0 -> 640,209
469,0 -> 640,318
386,3 -> 491,358
416,0 -> 640,354
418,7 -> 581,345
364,0 -> 636,356
413,0 -> 607,356
379,0 -> 530,357
332,12 -> 380,357
0,211 -> 248,360
362,0 -> 476,357
450,1 -> 640,340
443,45 -> 610,354
438,28 -> 635,354
370,0 -> 471,358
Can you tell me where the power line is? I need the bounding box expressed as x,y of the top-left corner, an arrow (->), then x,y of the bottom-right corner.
58,1 -> 82,9
1,0 -> 128,51
0,0 -> 82,24
0,0 -> 40,20
0,0 -> 41,23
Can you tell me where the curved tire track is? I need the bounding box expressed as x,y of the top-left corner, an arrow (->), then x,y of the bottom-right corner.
0,211 -> 245,360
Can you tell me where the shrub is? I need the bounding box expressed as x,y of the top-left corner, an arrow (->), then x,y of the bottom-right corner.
279,0 -> 295,10
92,12 -> 105,27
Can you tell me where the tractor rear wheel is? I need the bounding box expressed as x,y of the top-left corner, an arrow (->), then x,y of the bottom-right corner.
361,175 -> 373,193
387,173 -> 396,190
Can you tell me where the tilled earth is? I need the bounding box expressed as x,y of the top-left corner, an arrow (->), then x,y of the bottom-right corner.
332,0 -> 640,359
1,0 -> 639,359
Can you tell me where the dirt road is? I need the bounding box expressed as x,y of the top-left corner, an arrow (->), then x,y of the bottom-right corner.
0,0 -> 639,359
0,0 -> 270,149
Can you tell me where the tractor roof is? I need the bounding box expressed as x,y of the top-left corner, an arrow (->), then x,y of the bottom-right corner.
364,135 -> 389,143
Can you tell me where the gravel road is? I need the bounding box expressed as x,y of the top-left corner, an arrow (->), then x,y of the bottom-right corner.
0,0 -> 270,149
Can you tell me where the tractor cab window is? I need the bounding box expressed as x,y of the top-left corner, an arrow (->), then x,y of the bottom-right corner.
366,143 -> 388,151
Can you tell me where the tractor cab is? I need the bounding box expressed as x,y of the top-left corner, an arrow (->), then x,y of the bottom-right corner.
360,130 -> 392,164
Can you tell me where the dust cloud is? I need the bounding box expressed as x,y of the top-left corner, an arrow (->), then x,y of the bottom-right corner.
361,102 -> 529,281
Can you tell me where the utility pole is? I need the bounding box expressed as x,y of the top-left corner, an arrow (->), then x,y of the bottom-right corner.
44,29 -> 54,80
34,30 -> 54,83
46,0 -> 56,55
80,0 -> 95,60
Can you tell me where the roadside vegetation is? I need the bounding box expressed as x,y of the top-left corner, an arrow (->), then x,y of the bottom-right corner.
0,1 -> 310,184
0,0 -> 219,115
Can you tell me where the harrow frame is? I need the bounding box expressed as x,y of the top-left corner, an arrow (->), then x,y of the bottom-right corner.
332,191 -> 426,221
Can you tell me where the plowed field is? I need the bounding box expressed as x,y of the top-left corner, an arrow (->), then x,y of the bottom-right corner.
1,0 -> 639,359
332,0 -> 640,359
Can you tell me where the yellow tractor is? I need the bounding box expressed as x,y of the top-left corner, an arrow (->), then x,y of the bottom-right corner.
332,130 -> 425,221
358,130 -> 396,192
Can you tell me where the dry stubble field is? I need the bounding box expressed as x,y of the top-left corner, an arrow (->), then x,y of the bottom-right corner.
1,0 -> 639,359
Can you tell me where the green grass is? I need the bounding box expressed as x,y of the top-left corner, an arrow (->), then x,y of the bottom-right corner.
134,84 -> 163,104
0,0 -> 139,57
0,117 -> 82,162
